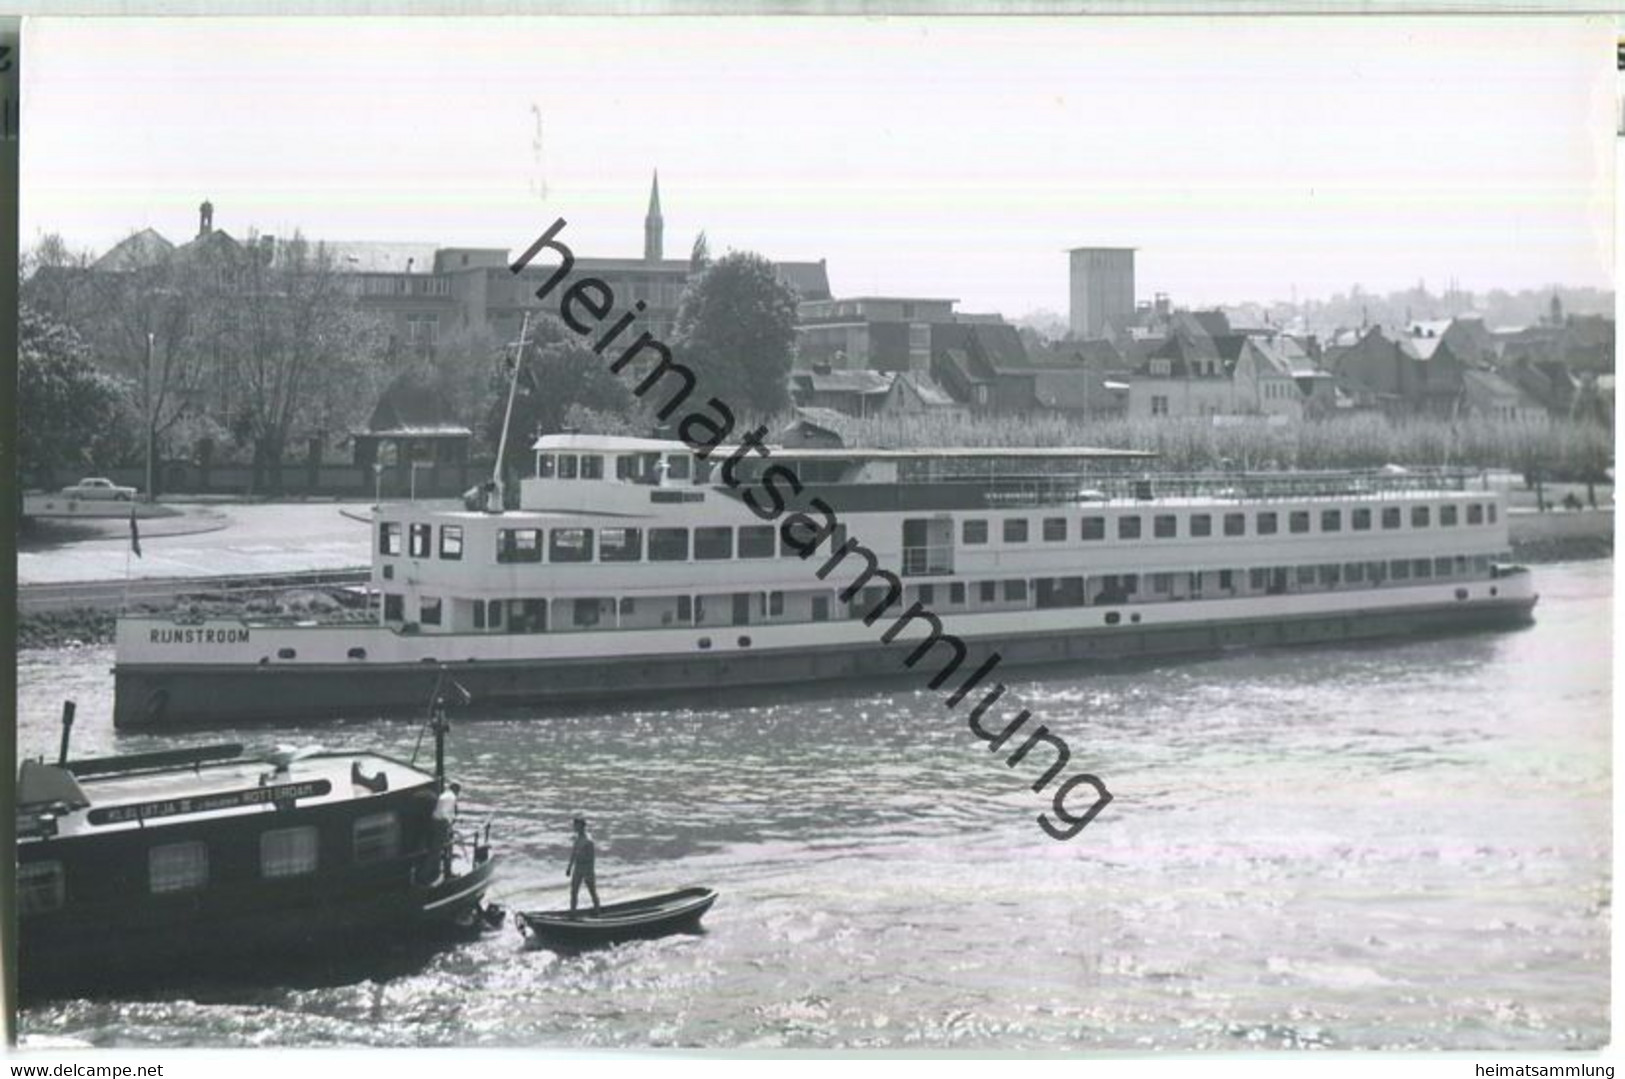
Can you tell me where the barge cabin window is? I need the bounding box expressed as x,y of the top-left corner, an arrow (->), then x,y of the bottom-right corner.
149,841 -> 209,894
353,812 -> 402,864
440,525 -> 464,560
380,522 -> 402,555
409,524 -> 432,558
261,826 -> 320,879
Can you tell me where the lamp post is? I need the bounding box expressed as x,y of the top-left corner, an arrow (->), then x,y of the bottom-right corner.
373,461 -> 384,508
144,332 -> 155,503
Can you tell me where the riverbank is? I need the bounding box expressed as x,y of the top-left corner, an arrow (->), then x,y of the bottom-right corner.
1508,508 -> 1614,562
20,588 -> 373,651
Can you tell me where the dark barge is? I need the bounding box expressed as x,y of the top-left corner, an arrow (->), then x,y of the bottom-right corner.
17,700 -> 498,996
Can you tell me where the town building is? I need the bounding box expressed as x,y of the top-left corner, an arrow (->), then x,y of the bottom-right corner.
1068,246 -> 1136,339
86,180 -> 832,358
794,296 -> 959,373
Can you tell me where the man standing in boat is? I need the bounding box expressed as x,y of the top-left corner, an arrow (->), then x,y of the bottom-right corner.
566,816 -> 601,914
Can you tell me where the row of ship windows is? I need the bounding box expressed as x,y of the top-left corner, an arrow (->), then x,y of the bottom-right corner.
376,553 -> 1502,636
382,521 -> 841,564
968,502 -> 1496,544
18,813 -> 402,914
379,500 -> 1498,566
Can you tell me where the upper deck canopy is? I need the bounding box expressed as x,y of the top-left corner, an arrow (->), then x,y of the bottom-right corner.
530,433 -> 1156,462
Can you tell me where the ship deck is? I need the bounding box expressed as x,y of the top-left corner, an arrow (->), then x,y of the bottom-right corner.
31,752 -> 432,840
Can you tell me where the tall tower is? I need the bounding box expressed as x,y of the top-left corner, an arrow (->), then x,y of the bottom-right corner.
644,170 -> 664,263
1068,247 -> 1135,339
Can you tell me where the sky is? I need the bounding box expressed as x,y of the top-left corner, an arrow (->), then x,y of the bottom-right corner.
20,16 -> 1618,316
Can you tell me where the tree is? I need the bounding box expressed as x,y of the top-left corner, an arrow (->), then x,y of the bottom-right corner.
689,231 -> 710,272
396,325 -> 507,449
487,315 -> 643,477
17,304 -> 133,487
223,233 -> 391,494
18,233 -> 94,323
28,230 -> 222,495
671,251 -> 798,415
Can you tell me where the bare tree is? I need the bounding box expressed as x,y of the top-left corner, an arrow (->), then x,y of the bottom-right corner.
224,233 -> 389,493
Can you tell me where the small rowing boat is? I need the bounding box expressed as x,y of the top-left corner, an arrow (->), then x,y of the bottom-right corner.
515,886 -> 717,947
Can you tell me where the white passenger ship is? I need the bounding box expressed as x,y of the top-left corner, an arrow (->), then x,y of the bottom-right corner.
114,433 -> 1537,728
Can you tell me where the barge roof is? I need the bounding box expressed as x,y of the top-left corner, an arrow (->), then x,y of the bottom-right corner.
22,751 -> 433,841
531,434 -> 1155,460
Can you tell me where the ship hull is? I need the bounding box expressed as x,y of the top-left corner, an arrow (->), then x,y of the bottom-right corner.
114,592 -> 1537,729
19,855 -> 498,998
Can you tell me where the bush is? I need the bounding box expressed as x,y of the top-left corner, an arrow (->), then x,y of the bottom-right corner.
823,412 -> 1611,476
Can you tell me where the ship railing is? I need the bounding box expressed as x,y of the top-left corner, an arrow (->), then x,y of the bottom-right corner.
896,466 -> 1483,505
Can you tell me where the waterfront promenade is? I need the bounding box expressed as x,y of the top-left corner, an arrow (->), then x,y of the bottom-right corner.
19,502 -> 374,585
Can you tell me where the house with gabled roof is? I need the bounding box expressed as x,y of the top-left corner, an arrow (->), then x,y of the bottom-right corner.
787,367 -> 896,417
91,228 -> 175,273
1230,337 -> 1304,421
1459,368 -> 1546,422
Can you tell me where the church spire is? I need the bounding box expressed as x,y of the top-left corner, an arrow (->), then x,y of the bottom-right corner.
644,170 -> 664,262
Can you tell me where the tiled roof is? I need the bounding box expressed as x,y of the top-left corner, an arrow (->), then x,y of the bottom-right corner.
790,406 -> 857,432
367,375 -> 468,434
1399,335 -> 1445,361
1073,339 -> 1126,369
890,372 -> 959,408
1031,370 -> 1095,411
1189,310 -> 1232,338
1461,367 -> 1533,404
92,228 -> 175,272
1243,337 -> 1296,377
794,369 -> 894,396
1406,318 -> 1454,340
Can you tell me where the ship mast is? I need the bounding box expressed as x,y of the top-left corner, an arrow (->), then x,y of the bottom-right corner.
492,311 -> 533,510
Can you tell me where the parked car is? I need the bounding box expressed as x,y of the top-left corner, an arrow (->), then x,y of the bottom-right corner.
60,477 -> 138,501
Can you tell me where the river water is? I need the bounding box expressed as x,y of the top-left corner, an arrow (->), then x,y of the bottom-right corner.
15,561 -> 1612,1050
